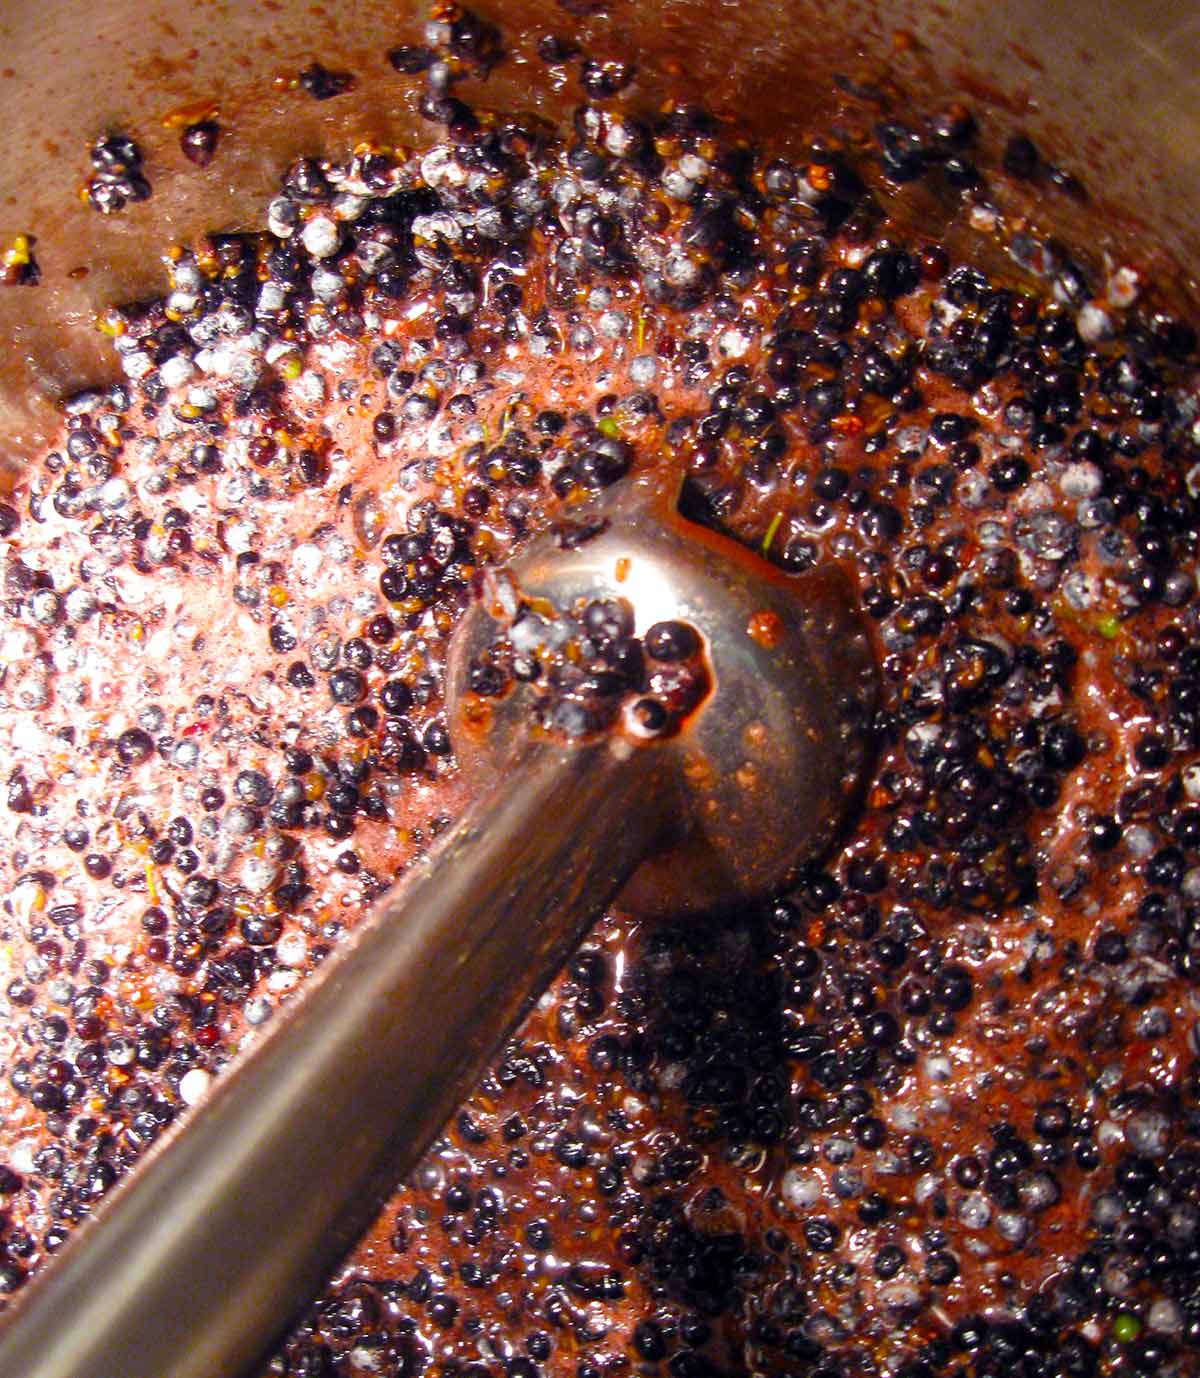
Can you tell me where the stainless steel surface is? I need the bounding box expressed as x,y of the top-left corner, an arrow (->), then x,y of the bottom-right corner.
0,0 -> 1191,1369
0,492 -> 876,1378
0,736 -> 672,1378
449,475 -> 878,915
1,0 -> 1199,465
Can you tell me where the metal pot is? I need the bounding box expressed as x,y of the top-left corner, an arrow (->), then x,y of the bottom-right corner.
0,0 -> 1197,1371
0,0 -> 1197,460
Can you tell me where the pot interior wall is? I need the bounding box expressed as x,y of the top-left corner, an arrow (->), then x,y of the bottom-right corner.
0,0 -> 1197,458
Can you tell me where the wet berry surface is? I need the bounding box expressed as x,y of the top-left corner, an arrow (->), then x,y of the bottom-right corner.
3,9 -> 1200,1377
468,586 -> 711,741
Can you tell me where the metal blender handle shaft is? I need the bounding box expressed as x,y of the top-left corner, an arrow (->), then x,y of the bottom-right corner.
0,736 -> 673,1378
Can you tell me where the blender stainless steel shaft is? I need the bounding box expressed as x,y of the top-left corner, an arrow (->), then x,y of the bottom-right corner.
0,479 -> 876,1378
